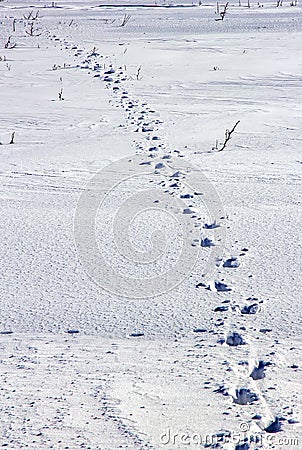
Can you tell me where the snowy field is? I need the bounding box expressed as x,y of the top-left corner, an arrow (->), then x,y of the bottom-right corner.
0,0 -> 302,448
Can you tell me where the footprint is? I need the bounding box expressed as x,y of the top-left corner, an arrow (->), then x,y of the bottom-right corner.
223,257 -> 240,268
204,221 -> 220,229
233,388 -> 258,405
210,281 -> 232,292
261,416 -> 282,433
226,332 -> 245,346
241,303 -> 259,315
235,444 -> 250,450
201,237 -> 215,247
250,360 -> 270,380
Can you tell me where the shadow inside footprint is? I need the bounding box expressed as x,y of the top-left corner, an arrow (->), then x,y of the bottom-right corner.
233,388 -> 258,405
201,237 -> 214,247
203,221 -> 220,229
235,444 -> 250,450
241,303 -> 259,315
223,257 -> 240,268
226,332 -> 245,346
250,360 -> 270,380
264,417 -> 282,433
214,281 -> 232,292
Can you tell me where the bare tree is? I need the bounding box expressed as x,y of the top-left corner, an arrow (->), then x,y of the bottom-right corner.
217,120 -> 240,151
58,88 -> 64,101
136,65 -> 142,80
23,10 -> 39,21
9,132 -> 15,145
25,22 -> 42,37
215,2 -> 229,21
23,9 -> 41,36
120,14 -> 131,27
212,139 -> 219,151
4,36 -> 16,49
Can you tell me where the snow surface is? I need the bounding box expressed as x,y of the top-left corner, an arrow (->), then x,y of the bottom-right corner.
0,0 -> 301,448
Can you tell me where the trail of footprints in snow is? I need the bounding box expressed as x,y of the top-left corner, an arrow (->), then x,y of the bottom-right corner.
48,33 -> 296,449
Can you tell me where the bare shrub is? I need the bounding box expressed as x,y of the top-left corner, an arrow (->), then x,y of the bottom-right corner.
120,14 -> 131,27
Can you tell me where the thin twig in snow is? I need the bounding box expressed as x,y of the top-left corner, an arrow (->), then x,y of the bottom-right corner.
218,120 -> 240,151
